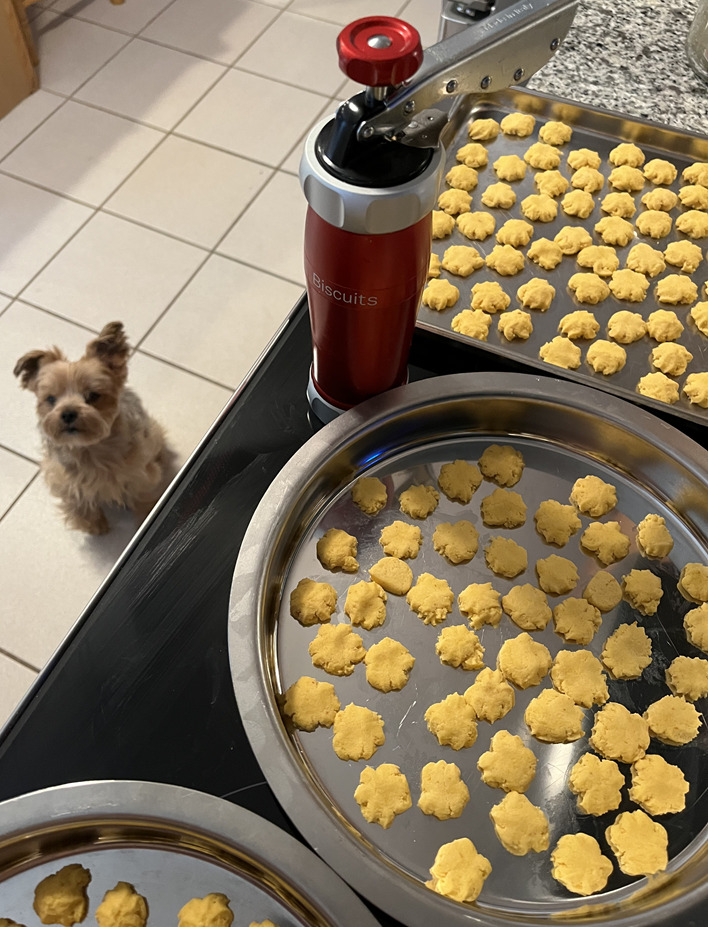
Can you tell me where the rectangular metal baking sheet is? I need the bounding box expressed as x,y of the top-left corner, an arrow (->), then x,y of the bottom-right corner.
417,88 -> 708,426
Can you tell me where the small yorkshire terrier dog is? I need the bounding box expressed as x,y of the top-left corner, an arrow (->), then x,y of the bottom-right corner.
14,321 -> 174,535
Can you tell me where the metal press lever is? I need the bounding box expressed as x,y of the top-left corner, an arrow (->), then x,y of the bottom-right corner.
355,0 -> 578,147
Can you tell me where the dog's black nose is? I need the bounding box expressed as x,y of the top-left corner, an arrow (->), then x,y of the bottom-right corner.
61,409 -> 78,425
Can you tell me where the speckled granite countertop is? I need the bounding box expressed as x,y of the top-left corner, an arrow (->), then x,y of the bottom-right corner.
525,0 -> 707,136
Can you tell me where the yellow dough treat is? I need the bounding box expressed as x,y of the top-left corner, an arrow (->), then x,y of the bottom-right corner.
609,268 -> 650,302
682,161 -> 708,185
626,242 -> 666,276
493,153 -> 527,181
379,520 -> 423,559
601,191 -> 637,217
477,730 -> 537,792
33,865 -> 91,927
317,528 -> 358,573
676,209 -> 708,238
498,310 -> 533,341
433,520 -> 480,563
558,310 -> 600,339
432,210 -> 455,239
442,244 -> 484,276
418,760 -> 470,819
496,218 -> 534,246
664,239 -> 704,273
445,164 -> 479,191
571,474 -> 617,517
601,622 -> 652,679
555,225 -> 593,254
567,148 -> 601,170
590,702 -> 649,763
94,883 -> 148,927
458,581 -> 503,628
518,277 -> 555,310
583,571 -> 623,612
646,310 -> 684,344
607,310 -> 647,343
571,167 -> 604,194
351,476 -> 387,515
567,273 -> 610,304
580,522 -> 630,566
290,578 -> 337,627
576,244 -> 619,276
481,182 -> 517,209
679,563 -> 708,603
485,244 -> 525,276
539,336 -> 582,369
249,920 -> 277,927
497,632 -> 552,688
642,187 -> 679,211
354,763 -> 412,828
309,624 -> 366,676
609,142 -> 645,167
586,340 -> 628,375
562,189 -> 595,218
500,112 -> 535,137
332,703 -> 385,760
490,791 -> 549,856
622,568 -> 663,615
485,536 -> 528,578
551,649 -> 609,707
524,688 -> 585,742
684,373 -> 708,407
425,692 -> 478,749
438,188 -> 472,216
525,142 -> 562,170
457,142 -> 489,168
539,120 -> 573,145
436,624 -> 485,670
400,483 -> 439,518
534,499 -> 581,546
643,158 -> 677,184
471,280 -> 511,312
451,308 -> 492,340
527,237 -> 563,269
369,557 -> 412,596
679,183 -> 708,208
281,676 -> 341,731
468,118 -> 500,141
568,752 -> 624,816
178,893 -> 233,927
608,165 -> 645,192
457,211 -> 496,240
438,459 -> 483,503
655,274 -> 699,306
345,580 -> 387,631
521,193 -> 558,221
427,838 -> 492,903
666,655 -> 708,700
551,834 -> 614,896
685,602 -> 708,651
536,554 -> 578,595
534,170 -> 569,197
636,513 -> 674,558
553,597 -> 602,645
422,278 -> 460,310
407,572 -> 454,625
481,488 -> 527,528
595,215 -> 635,246
652,342 -> 693,375
629,754 -> 689,815
465,668 -> 515,722
479,443 -> 524,486
644,694 -> 701,745
502,583 -> 552,631
606,810 -> 668,876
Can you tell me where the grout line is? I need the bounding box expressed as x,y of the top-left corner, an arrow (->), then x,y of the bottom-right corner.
7,299 -> 102,337
0,471 -> 39,530
0,167 -> 101,209
0,443 -> 40,466
0,648 -> 40,675
133,346 -> 236,392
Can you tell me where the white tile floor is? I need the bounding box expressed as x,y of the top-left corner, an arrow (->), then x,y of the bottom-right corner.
0,0 -> 442,727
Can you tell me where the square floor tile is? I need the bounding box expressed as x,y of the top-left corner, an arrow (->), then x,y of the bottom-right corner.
2,101 -> 164,206
75,39 -> 225,131
217,171 -> 306,284
0,447 -> 37,519
398,0 -> 444,47
0,90 -> 63,161
0,656 -> 37,730
105,136 -> 271,247
141,0 -> 278,64
0,175 -> 92,296
288,0 -> 403,23
237,12 -> 342,95
176,69 -> 328,166
32,11 -> 130,95
278,96 -> 333,174
23,212 -> 208,340
141,255 -> 303,387
51,0 -> 177,34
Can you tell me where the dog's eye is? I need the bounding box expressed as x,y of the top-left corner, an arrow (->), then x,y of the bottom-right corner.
85,392 -> 100,404
45,395 -> 56,406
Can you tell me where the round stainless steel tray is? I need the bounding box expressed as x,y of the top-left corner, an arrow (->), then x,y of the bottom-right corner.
0,780 -> 382,927
228,372 -> 708,927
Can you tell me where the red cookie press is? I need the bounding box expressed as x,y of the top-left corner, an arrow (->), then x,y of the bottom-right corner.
300,0 -> 578,422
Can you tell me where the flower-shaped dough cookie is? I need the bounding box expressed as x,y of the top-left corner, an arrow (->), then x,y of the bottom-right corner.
427,838 -> 492,903
539,336 -> 581,369
496,218 -> 534,247
601,191 -> 636,217
309,624 -> 366,676
33,865 -> 91,927
457,211 -> 495,240
477,730 -> 537,792
458,581 -> 503,628
664,240 -> 704,273
568,272 -> 610,304
570,167 -> 603,194
665,655 -> 708,701
679,184 -> 708,209
364,637 -> 415,691
643,158 -> 677,184
479,443 -> 525,485
524,688 -> 585,742
539,120 -> 573,145
333,703 -> 384,760
451,309 -> 491,340
96,882 -> 148,927
521,193 -> 558,221
467,118 -> 500,141
595,215 -> 635,246
518,277 -> 555,310
636,209 -> 672,239
684,372 -> 708,407
498,632 -> 552,689
685,602 -> 708,650
317,527 -> 358,572
590,702 -> 649,763
651,342 -> 693,376
534,170 -> 569,197
407,573 -> 453,625
586,340 -> 627,375
484,536 -> 528,578
609,268 -> 649,302
576,244 -> 619,276
642,187 -> 678,211
552,597 -> 603,645
605,811 -> 668,876
570,473 -> 617,515
524,142 -> 561,170
433,519 -> 480,563
527,237 -> 563,269
534,499 -> 581,546
629,754 -> 689,815
498,309 -> 533,341
501,583 -> 552,631
554,225 -> 592,254
481,182 -> 517,209
456,141 -> 489,168
485,244 -> 525,275
568,752 -> 624,815
558,310 -> 600,339
636,513 -> 674,558
601,622 -> 652,678
464,668 -> 515,721
471,280 -> 510,312
352,476 -> 387,515
441,244 -> 484,276
422,278 -> 460,310
638,372 -> 680,404
551,834 -> 613,896
490,792 -> 549,855
354,763 -> 411,828
647,308 -> 684,341
177,893 -> 233,927
425,692 -> 478,749
493,154 -> 527,181
438,459 -> 483,504
281,676 -> 341,731
622,568 -> 663,615
400,483 -> 439,517
500,112 -> 535,136
437,188 -> 472,216
445,164 -> 478,190
418,760 -> 470,819
608,165 -> 645,192
580,521 -> 629,565
435,625 -> 485,671
679,563 -> 708,603
562,189 -> 595,218
551,649 -> 609,707
625,242 -> 666,276
290,577 -> 337,626
536,553 -> 579,595
676,209 -> 708,238
345,580 -> 387,631
607,309 -> 647,343
644,695 -> 701,746
379,520 -> 422,559
682,161 -> 708,186
609,142 -> 645,167
432,210 -> 455,239
690,301 -> 708,334
567,148 -> 601,170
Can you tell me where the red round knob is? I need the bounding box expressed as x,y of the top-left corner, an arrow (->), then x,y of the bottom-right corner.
337,17 -> 423,87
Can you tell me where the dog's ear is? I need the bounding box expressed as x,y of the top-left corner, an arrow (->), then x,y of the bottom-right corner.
86,322 -> 130,373
13,348 -> 64,391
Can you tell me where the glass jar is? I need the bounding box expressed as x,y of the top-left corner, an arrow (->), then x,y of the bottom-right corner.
687,0 -> 708,82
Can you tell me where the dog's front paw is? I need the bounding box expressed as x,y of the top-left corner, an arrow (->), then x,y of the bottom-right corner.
65,507 -> 110,535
